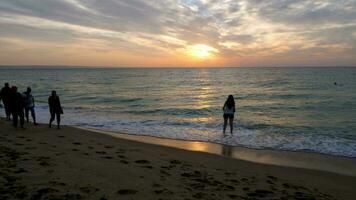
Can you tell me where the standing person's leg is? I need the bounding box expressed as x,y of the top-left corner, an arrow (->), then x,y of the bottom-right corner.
19,110 -> 25,128
25,108 -> 29,123
56,112 -> 61,129
49,111 -> 55,128
30,107 -> 37,124
4,104 -> 11,120
223,114 -> 228,134
12,112 -> 18,128
229,117 -> 234,134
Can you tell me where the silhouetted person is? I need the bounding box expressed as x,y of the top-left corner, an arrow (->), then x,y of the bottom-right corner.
48,90 -> 63,129
10,86 -> 25,129
23,87 -> 38,125
0,83 -> 12,121
223,95 -> 235,135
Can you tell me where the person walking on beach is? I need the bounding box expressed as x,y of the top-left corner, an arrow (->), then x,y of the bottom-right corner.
48,90 -> 63,129
0,83 -> 12,121
223,95 -> 235,135
23,87 -> 38,125
10,86 -> 25,129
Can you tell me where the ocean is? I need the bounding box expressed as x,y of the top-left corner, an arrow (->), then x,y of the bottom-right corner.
1,67 -> 356,157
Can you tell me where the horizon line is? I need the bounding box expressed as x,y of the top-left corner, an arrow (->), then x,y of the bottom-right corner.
1,65 -> 356,69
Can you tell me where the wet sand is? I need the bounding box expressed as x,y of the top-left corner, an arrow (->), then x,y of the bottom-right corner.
1,119 -> 356,200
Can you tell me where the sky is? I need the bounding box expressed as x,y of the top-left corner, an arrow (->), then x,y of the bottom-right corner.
0,0 -> 355,67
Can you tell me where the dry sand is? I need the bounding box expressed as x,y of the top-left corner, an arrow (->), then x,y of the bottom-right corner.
1,119 -> 356,200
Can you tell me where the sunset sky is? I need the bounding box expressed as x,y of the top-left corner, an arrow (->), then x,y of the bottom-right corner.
0,0 -> 355,67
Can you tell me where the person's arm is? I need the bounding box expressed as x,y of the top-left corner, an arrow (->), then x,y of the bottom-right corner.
32,96 -> 35,107
222,102 -> 226,110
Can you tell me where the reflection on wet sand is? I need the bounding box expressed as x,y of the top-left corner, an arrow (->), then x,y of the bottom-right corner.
78,127 -> 356,177
222,145 -> 232,157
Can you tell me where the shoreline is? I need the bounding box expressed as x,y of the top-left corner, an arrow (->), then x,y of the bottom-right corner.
76,126 -> 356,177
1,119 -> 356,199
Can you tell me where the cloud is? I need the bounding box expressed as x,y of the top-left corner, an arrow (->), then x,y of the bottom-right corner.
0,0 -> 355,67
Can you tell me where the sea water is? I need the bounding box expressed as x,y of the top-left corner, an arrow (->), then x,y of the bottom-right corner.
1,67 -> 356,157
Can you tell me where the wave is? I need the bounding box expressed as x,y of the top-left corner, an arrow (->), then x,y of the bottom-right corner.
124,107 -> 216,117
3,103 -> 354,158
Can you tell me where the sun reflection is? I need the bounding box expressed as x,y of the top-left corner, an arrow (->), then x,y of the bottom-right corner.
188,141 -> 210,151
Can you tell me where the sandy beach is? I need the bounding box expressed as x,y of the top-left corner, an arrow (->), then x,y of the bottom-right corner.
1,119 -> 356,200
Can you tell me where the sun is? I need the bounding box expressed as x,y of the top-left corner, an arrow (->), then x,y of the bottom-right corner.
187,44 -> 218,59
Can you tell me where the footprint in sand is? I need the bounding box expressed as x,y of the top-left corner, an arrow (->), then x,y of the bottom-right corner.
226,179 -> 239,184
170,159 -> 182,165
72,149 -> 79,152
49,181 -> 66,186
102,156 -> 113,159
37,156 -> 51,166
104,145 -> 113,149
95,151 -> 107,155
267,175 -> 278,180
58,135 -> 65,138
116,149 -> 126,154
120,160 -> 129,164
117,189 -> 138,195
152,182 -> 161,188
135,160 -> 150,164
228,194 -> 241,199
160,169 -> 171,175
247,189 -> 274,198
14,168 -> 27,174
154,188 -> 172,194
79,186 -> 99,194
73,142 -> 82,145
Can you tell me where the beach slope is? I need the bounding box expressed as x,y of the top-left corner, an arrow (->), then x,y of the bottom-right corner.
1,120 -> 355,200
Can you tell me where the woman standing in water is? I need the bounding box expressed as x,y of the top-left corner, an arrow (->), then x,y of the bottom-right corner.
223,95 -> 235,135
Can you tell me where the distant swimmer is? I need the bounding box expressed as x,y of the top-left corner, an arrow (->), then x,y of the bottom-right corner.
223,95 -> 236,135
23,87 -> 38,125
48,90 -> 63,129
334,82 -> 337,85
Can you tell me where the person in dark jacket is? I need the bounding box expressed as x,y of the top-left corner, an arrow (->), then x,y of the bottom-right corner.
48,90 -> 63,129
10,86 -> 25,128
0,83 -> 12,121
23,87 -> 38,125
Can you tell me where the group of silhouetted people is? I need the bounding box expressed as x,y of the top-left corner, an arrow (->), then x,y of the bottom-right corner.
0,83 -> 63,129
1,81 -> 236,134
